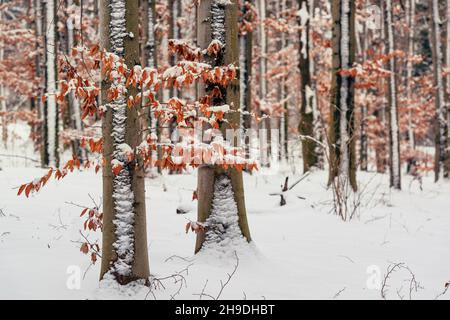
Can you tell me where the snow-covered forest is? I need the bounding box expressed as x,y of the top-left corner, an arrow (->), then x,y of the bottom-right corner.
0,0 -> 449,301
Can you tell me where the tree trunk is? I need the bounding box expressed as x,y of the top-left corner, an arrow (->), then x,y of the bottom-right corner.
142,0 -> 159,172
239,1 -> 253,154
100,0 -> 150,284
67,0 -> 86,162
298,0 -> 317,172
431,0 -> 449,181
43,0 -> 59,167
446,0 -> 450,161
328,0 -> 357,191
359,23 -> 368,171
405,0 -> 416,150
195,0 -> 251,253
385,0 -> 401,189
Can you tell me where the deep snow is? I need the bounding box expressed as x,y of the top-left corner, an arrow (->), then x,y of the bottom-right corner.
0,122 -> 448,300
0,161 -> 449,299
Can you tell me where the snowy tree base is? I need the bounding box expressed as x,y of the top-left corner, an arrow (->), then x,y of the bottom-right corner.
199,174 -> 251,259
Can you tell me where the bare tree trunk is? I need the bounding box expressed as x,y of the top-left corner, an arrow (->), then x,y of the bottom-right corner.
43,0 -> 59,167
258,0 -> 270,165
328,0 -> 357,191
359,23 -> 369,171
385,0 -> 401,189
0,0 -> 6,147
298,0 -> 317,172
195,0 -> 251,253
100,0 -> 150,284
431,0 -> 449,181
142,0 -> 159,173
239,1 -> 253,155
0,0 -> 6,148
405,0 -> 416,150
67,0 -> 86,162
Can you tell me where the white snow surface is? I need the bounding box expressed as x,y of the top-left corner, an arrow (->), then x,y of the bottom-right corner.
0,164 -> 449,299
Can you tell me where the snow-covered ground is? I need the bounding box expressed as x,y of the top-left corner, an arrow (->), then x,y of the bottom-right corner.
0,161 -> 449,299
0,122 -> 448,300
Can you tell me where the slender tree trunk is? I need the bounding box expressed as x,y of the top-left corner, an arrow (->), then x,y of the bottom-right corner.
359,23 -> 369,171
328,0 -> 357,191
0,1 -> 6,148
67,0 -> 86,162
43,0 -> 59,167
431,0 -> 449,181
446,0 -> 450,176
258,0 -> 270,165
33,0 -> 45,166
298,0 -> 317,172
385,0 -> 401,189
195,0 -> 251,253
0,0 -> 6,147
100,0 -> 150,284
239,1 -> 253,155
405,0 -> 416,150
142,0 -> 159,172
446,0 -> 450,144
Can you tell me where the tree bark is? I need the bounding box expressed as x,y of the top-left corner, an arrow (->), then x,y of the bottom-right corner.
67,0 -> 86,162
359,23 -> 368,171
431,0 -> 449,181
328,0 -> 357,191
195,0 -> 251,253
239,1 -> 253,153
298,0 -> 317,172
405,0 -> 416,150
100,0 -> 150,284
43,0 -> 59,167
385,0 -> 401,189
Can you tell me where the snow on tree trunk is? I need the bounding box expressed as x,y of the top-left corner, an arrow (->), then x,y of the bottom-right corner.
359,22 -> 368,172
44,0 -> 59,167
446,0 -> 450,98
201,175 -> 248,256
195,0 -> 251,254
258,0 -> 267,104
446,0 -> 450,174
146,0 -> 156,69
0,43 -> 6,147
385,0 -> 401,189
298,0 -> 318,172
143,0 -> 158,172
109,0 -> 135,279
405,0 -> 416,150
238,1 -> 253,152
338,0 -> 350,180
432,0 -> 449,181
67,0 -> 86,162
100,0 -> 149,285
279,0 -> 288,162
328,0 -> 357,191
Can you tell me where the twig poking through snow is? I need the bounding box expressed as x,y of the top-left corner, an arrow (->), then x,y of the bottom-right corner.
381,262 -> 423,300
193,251 -> 240,300
333,287 -> 346,299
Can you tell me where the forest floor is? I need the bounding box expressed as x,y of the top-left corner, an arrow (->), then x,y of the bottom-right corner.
0,124 -> 449,299
1,166 -> 449,299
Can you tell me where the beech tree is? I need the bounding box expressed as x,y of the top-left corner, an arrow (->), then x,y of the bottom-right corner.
99,0 -> 150,284
195,0 -> 252,252
431,0 -> 449,181
239,0 -> 254,143
328,0 -> 357,191
298,0 -> 318,172
384,0 -> 401,189
42,0 -> 59,167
